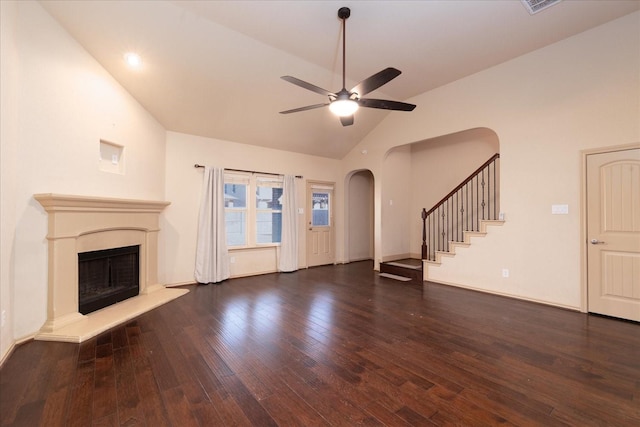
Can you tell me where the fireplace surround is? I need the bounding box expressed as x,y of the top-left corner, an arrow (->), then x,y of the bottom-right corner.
34,194 -> 188,342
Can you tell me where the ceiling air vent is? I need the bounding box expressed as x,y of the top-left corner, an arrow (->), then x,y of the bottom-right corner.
521,0 -> 563,15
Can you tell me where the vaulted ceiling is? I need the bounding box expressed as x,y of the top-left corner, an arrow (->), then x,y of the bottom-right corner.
40,1 -> 640,159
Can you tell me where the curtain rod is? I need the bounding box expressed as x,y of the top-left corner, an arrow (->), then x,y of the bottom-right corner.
194,164 -> 302,179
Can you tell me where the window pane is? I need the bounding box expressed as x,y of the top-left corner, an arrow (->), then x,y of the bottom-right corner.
225,211 -> 246,246
256,212 -> 282,243
312,192 -> 330,226
256,186 -> 282,210
224,183 -> 246,208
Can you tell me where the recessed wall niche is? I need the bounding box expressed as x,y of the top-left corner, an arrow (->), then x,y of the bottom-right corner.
99,139 -> 125,174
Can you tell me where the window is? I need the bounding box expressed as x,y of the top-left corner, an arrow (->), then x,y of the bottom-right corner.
256,179 -> 283,244
224,173 -> 283,248
224,180 -> 247,246
311,191 -> 330,227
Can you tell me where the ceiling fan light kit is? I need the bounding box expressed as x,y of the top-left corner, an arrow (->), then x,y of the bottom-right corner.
280,6 -> 416,126
329,99 -> 359,117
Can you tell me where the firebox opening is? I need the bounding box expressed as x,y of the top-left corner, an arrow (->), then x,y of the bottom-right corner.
78,245 -> 140,315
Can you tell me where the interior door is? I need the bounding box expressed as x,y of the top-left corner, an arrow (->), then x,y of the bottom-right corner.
587,147 -> 640,321
307,183 -> 334,267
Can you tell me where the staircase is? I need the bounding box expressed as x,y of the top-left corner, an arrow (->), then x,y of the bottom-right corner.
418,153 -> 502,279
421,153 -> 500,262
424,218 -> 504,265
378,154 -> 501,285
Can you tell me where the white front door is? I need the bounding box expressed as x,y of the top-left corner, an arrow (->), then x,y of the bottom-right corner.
587,147 -> 640,321
306,182 -> 334,267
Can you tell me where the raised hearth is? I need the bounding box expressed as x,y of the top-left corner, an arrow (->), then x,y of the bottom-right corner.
34,194 -> 188,343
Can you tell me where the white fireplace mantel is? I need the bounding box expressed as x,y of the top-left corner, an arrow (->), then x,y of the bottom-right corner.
34,193 -> 188,343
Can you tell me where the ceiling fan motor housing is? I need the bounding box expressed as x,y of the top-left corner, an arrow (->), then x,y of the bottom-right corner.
338,7 -> 351,20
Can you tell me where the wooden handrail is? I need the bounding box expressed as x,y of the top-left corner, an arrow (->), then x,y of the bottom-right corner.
424,153 -> 500,217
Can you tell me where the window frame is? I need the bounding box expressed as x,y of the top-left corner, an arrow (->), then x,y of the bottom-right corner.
224,172 -> 283,249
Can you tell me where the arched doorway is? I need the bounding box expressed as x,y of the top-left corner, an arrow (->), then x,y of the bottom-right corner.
381,128 -> 500,262
346,169 -> 374,262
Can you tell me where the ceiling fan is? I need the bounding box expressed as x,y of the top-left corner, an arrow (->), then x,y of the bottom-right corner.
279,7 -> 416,127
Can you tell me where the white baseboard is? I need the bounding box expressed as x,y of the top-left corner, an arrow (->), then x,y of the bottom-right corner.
0,340 -> 16,368
426,278 -> 581,312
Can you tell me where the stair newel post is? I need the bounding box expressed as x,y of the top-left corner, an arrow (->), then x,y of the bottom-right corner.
421,208 -> 428,260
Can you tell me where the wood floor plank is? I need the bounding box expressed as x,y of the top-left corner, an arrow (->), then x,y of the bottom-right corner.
0,343 -> 47,425
217,372 -> 279,426
10,399 -> 45,427
93,342 -> 117,421
203,387 -> 254,427
39,388 -> 71,427
161,386 -> 200,427
112,346 -> 146,426
66,357 -> 95,427
2,261 -> 639,426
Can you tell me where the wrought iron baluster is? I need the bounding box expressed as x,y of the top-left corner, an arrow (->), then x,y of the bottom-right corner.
487,165 -> 493,219
431,212 -> 435,260
493,159 -> 497,219
455,190 -> 459,242
446,200 -> 449,252
430,213 -> 433,260
465,183 -> 469,231
481,169 -> 486,221
441,205 -> 445,252
476,175 -> 480,230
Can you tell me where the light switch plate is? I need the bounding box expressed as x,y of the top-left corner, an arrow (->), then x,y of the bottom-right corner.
551,204 -> 569,214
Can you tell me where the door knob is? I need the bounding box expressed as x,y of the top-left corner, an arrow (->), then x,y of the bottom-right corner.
590,239 -> 605,245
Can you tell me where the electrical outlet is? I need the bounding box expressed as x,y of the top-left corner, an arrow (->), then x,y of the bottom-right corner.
502,269 -> 509,278
230,256 -> 236,264
1,310 -> 6,328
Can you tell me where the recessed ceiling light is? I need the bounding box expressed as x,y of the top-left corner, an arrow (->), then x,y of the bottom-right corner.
124,52 -> 142,69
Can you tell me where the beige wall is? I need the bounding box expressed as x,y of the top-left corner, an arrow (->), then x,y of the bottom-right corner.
380,145 -> 412,260
346,170 -> 374,261
342,12 -> 640,309
1,0 -> 19,363
1,1 -> 166,358
161,131 -> 341,285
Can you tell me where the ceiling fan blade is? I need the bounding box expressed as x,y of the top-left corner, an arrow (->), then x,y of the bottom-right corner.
350,67 -> 402,97
340,115 -> 354,126
279,103 -> 329,114
281,76 -> 335,97
358,98 -> 416,111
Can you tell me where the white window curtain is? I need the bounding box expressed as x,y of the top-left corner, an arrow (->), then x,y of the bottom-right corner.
278,174 -> 298,272
195,166 -> 230,284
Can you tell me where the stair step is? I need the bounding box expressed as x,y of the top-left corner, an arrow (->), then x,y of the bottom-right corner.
379,273 -> 413,282
379,258 -> 423,285
384,261 -> 422,270
423,220 -> 505,278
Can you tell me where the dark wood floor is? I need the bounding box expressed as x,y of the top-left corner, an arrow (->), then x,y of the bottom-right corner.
1,261 -> 639,426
